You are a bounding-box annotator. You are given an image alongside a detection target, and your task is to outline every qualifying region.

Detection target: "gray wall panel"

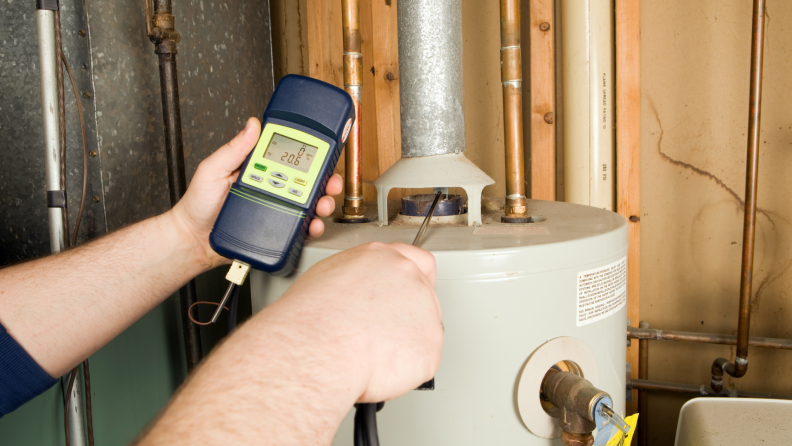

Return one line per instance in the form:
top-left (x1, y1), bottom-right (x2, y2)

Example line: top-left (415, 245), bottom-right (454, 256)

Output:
top-left (0, 0), bottom-right (272, 443)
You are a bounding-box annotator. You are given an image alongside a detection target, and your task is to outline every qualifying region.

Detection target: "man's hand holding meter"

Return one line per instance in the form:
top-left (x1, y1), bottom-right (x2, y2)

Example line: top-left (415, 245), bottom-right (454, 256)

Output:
top-left (171, 117), bottom-right (340, 270)
top-left (0, 116), bottom-right (443, 443)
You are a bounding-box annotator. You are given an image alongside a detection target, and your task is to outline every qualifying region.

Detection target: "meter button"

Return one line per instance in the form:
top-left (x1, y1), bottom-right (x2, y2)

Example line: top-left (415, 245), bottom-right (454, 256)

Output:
top-left (249, 173), bottom-right (264, 183)
top-left (294, 178), bottom-right (308, 186)
top-left (271, 172), bottom-right (288, 181)
top-left (254, 163), bottom-right (268, 172)
top-left (288, 188), bottom-right (303, 197)
top-left (268, 179), bottom-right (286, 188)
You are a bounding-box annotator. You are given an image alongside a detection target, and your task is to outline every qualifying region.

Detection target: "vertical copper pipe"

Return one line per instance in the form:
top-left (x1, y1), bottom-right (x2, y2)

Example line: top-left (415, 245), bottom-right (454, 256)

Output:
top-left (340, 0), bottom-right (366, 222)
top-left (711, 0), bottom-right (765, 393)
top-left (500, 0), bottom-right (529, 222)
top-left (638, 321), bottom-right (649, 446)
top-left (147, 0), bottom-right (203, 371)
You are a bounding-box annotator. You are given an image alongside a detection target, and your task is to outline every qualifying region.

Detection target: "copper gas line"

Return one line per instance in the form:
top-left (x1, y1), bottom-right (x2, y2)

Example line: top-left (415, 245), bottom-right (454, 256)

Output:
top-left (629, 326), bottom-right (792, 350)
top-left (500, 0), bottom-right (529, 223)
top-left (340, 0), bottom-right (366, 223)
top-left (711, 0), bottom-right (766, 394)
top-left (631, 379), bottom-right (792, 400)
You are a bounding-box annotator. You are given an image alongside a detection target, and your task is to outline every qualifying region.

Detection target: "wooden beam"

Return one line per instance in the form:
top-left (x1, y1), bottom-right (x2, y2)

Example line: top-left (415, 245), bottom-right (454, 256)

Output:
top-left (615, 0), bottom-right (641, 413)
top-left (528, 0), bottom-right (556, 200)
top-left (306, 0), bottom-right (343, 86)
top-left (306, 0), bottom-right (345, 204)
top-left (358, 0), bottom-right (382, 200)
top-left (368, 0), bottom-right (401, 177)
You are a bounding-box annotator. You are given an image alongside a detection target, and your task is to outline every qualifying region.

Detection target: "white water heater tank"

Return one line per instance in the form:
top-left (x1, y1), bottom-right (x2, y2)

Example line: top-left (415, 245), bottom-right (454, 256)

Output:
top-left (250, 199), bottom-right (628, 445)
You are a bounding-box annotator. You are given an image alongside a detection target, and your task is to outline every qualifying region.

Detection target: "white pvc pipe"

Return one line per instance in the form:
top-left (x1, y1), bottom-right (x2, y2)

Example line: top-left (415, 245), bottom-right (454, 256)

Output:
top-left (561, 0), bottom-right (615, 210)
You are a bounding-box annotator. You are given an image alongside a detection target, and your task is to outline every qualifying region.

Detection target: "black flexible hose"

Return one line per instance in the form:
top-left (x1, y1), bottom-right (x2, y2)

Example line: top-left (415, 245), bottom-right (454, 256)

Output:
top-left (354, 403), bottom-right (382, 446)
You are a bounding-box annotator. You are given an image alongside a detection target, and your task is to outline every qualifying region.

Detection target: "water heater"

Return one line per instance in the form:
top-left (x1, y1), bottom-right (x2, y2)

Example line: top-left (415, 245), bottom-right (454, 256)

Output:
top-left (250, 199), bottom-right (628, 444)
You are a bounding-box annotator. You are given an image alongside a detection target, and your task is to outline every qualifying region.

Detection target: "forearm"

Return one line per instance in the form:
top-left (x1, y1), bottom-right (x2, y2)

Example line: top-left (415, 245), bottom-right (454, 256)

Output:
top-left (137, 306), bottom-right (363, 445)
top-left (0, 210), bottom-right (211, 377)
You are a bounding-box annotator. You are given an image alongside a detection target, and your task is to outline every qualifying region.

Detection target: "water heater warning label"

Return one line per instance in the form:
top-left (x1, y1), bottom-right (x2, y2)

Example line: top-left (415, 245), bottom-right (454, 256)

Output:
top-left (576, 257), bottom-right (627, 326)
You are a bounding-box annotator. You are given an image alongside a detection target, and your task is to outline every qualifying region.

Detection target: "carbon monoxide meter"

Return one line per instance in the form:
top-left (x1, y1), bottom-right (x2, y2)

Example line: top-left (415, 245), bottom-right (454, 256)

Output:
top-left (209, 75), bottom-right (354, 276)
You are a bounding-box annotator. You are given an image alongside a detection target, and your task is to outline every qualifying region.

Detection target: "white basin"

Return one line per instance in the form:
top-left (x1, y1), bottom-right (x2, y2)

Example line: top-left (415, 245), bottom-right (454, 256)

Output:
top-left (675, 398), bottom-right (792, 445)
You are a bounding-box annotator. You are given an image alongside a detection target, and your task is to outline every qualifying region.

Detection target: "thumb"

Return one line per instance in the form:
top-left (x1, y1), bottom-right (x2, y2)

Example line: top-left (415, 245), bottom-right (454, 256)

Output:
top-left (203, 117), bottom-right (262, 174)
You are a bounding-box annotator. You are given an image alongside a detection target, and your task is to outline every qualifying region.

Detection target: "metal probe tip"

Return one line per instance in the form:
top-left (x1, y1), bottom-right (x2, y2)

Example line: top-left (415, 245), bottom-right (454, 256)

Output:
top-left (210, 281), bottom-right (236, 324)
top-left (412, 191), bottom-right (443, 247)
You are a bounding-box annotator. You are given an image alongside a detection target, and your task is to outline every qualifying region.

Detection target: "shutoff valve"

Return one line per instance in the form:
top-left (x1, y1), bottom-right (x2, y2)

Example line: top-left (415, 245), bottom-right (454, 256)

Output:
top-left (540, 369), bottom-right (630, 446)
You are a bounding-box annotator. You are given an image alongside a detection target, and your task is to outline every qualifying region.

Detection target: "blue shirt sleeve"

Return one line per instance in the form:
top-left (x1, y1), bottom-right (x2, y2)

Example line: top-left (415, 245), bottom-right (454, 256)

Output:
top-left (0, 322), bottom-right (58, 417)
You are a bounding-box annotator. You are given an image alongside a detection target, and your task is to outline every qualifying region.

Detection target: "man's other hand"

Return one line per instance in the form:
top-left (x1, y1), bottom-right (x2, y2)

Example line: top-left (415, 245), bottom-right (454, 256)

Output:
top-left (137, 242), bottom-right (443, 445)
top-left (260, 242), bottom-right (443, 403)
top-left (169, 117), bottom-right (343, 269)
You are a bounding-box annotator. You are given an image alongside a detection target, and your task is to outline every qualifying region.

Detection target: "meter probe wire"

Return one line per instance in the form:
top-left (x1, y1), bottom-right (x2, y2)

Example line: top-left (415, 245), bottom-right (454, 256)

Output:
top-left (186, 280), bottom-right (241, 328)
top-left (354, 191), bottom-right (444, 446)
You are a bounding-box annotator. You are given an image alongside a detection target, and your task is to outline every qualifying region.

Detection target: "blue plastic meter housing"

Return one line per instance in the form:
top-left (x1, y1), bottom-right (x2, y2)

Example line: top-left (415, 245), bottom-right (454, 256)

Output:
top-left (209, 75), bottom-right (354, 276)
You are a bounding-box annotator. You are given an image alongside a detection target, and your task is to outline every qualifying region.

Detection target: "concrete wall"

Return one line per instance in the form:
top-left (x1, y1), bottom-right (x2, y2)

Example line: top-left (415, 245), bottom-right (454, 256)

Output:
top-left (641, 1), bottom-right (792, 444)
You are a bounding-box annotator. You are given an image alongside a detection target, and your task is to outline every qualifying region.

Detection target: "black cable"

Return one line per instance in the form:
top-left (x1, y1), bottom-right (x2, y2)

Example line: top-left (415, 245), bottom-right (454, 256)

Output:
top-left (353, 404), bottom-right (365, 446)
top-left (63, 367), bottom-right (78, 446)
top-left (227, 284), bottom-right (240, 333)
top-left (353, 403), bottom-right (383, 446)
top-left (82, 360), bottom-right (94, 446)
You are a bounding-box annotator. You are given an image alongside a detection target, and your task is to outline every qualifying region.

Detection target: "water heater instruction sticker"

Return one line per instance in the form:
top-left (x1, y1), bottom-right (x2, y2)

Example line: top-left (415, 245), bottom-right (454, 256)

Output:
top-left (576, 257), bottom-right (627, 326)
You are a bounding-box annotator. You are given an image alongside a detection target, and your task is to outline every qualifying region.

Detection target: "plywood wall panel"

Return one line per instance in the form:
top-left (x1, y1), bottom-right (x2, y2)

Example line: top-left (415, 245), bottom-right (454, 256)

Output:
top-left (641, 1), bottom-right (792, 444)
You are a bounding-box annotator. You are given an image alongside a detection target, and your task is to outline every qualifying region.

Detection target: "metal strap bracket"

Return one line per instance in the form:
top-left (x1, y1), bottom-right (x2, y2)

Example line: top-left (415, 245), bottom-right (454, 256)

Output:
top-left (36, 0), bottom-right (59, 11)
top-left (47, 190), bottom-right (67, 208)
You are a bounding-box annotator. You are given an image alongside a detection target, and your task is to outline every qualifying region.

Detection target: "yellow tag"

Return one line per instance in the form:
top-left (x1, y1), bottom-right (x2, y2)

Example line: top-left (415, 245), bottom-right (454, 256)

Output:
top-left (606, 414), bottom-right (639, 446)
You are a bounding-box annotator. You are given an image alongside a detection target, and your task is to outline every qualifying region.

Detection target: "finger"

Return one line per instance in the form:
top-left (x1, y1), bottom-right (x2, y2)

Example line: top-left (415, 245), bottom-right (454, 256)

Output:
top-left (315, 196), bottom-right (336, 218)
top-left (308, 219), bottom-right (325, 239)
top-left (202, 117), bottom-right (261, 175)
top-left (325, 174), bottom-right (343, 197)
top-left (386, 243), bottom-right (437, 286)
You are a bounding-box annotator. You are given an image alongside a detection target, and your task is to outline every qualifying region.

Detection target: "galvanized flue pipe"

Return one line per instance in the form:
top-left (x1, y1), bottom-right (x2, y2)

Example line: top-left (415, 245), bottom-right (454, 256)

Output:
top-left (397, 0), bottom-right (466, 158)
top-left (628, 326), bottom-right (792, 350)
top-left (499, 0), bottom-right (529, 223)
top-left (146, 0), bottom-right (203, 371)
top-left (711, 0), bottom-right (766, 394)
top-left (340, 0), bottom-right (366, 223)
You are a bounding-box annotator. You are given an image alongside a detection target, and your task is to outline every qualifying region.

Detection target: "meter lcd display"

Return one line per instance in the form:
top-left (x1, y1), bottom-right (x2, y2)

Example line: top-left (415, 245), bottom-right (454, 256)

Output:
top-left (264, 133), bottom-right (319, 174)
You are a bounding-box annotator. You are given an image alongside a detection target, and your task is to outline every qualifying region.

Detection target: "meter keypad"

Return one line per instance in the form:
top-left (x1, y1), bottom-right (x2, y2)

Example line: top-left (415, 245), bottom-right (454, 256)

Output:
top-left (288, 188), bottom-right (303, 197)
top-left (271, 172), bottom-right (288, 181)
top-left (268, 179), bottom-right (286, 188)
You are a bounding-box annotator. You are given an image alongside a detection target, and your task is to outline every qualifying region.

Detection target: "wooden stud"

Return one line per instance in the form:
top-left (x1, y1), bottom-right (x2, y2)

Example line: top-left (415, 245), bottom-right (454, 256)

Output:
top-left (528, 0), bottom-right (556, 200)
top-left (358, 0), bottom-right (381, 201)
top-left (369, 0), bottom-right (401, 177)
top-left (306, 0), bottom-right (343, 87)
top-left (615, 0), bottom-right (641, 413)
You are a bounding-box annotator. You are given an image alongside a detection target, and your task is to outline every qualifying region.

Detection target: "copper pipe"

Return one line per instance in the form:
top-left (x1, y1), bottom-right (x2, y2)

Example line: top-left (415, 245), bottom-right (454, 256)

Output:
top-left (632, 379), bottom-right (792, 400)
top-left (146, 0), bottom-right (203, 371)
top-left (500, 0), bottom-right (528, 222)
top-left (637, 322), bottom-right (648, 446)
top-left (711, 0), bottom-right (766, 393)
top-left (628, 327), bottom-right (792, 350)
top-left (340, 0), bottom-right (366, 222)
